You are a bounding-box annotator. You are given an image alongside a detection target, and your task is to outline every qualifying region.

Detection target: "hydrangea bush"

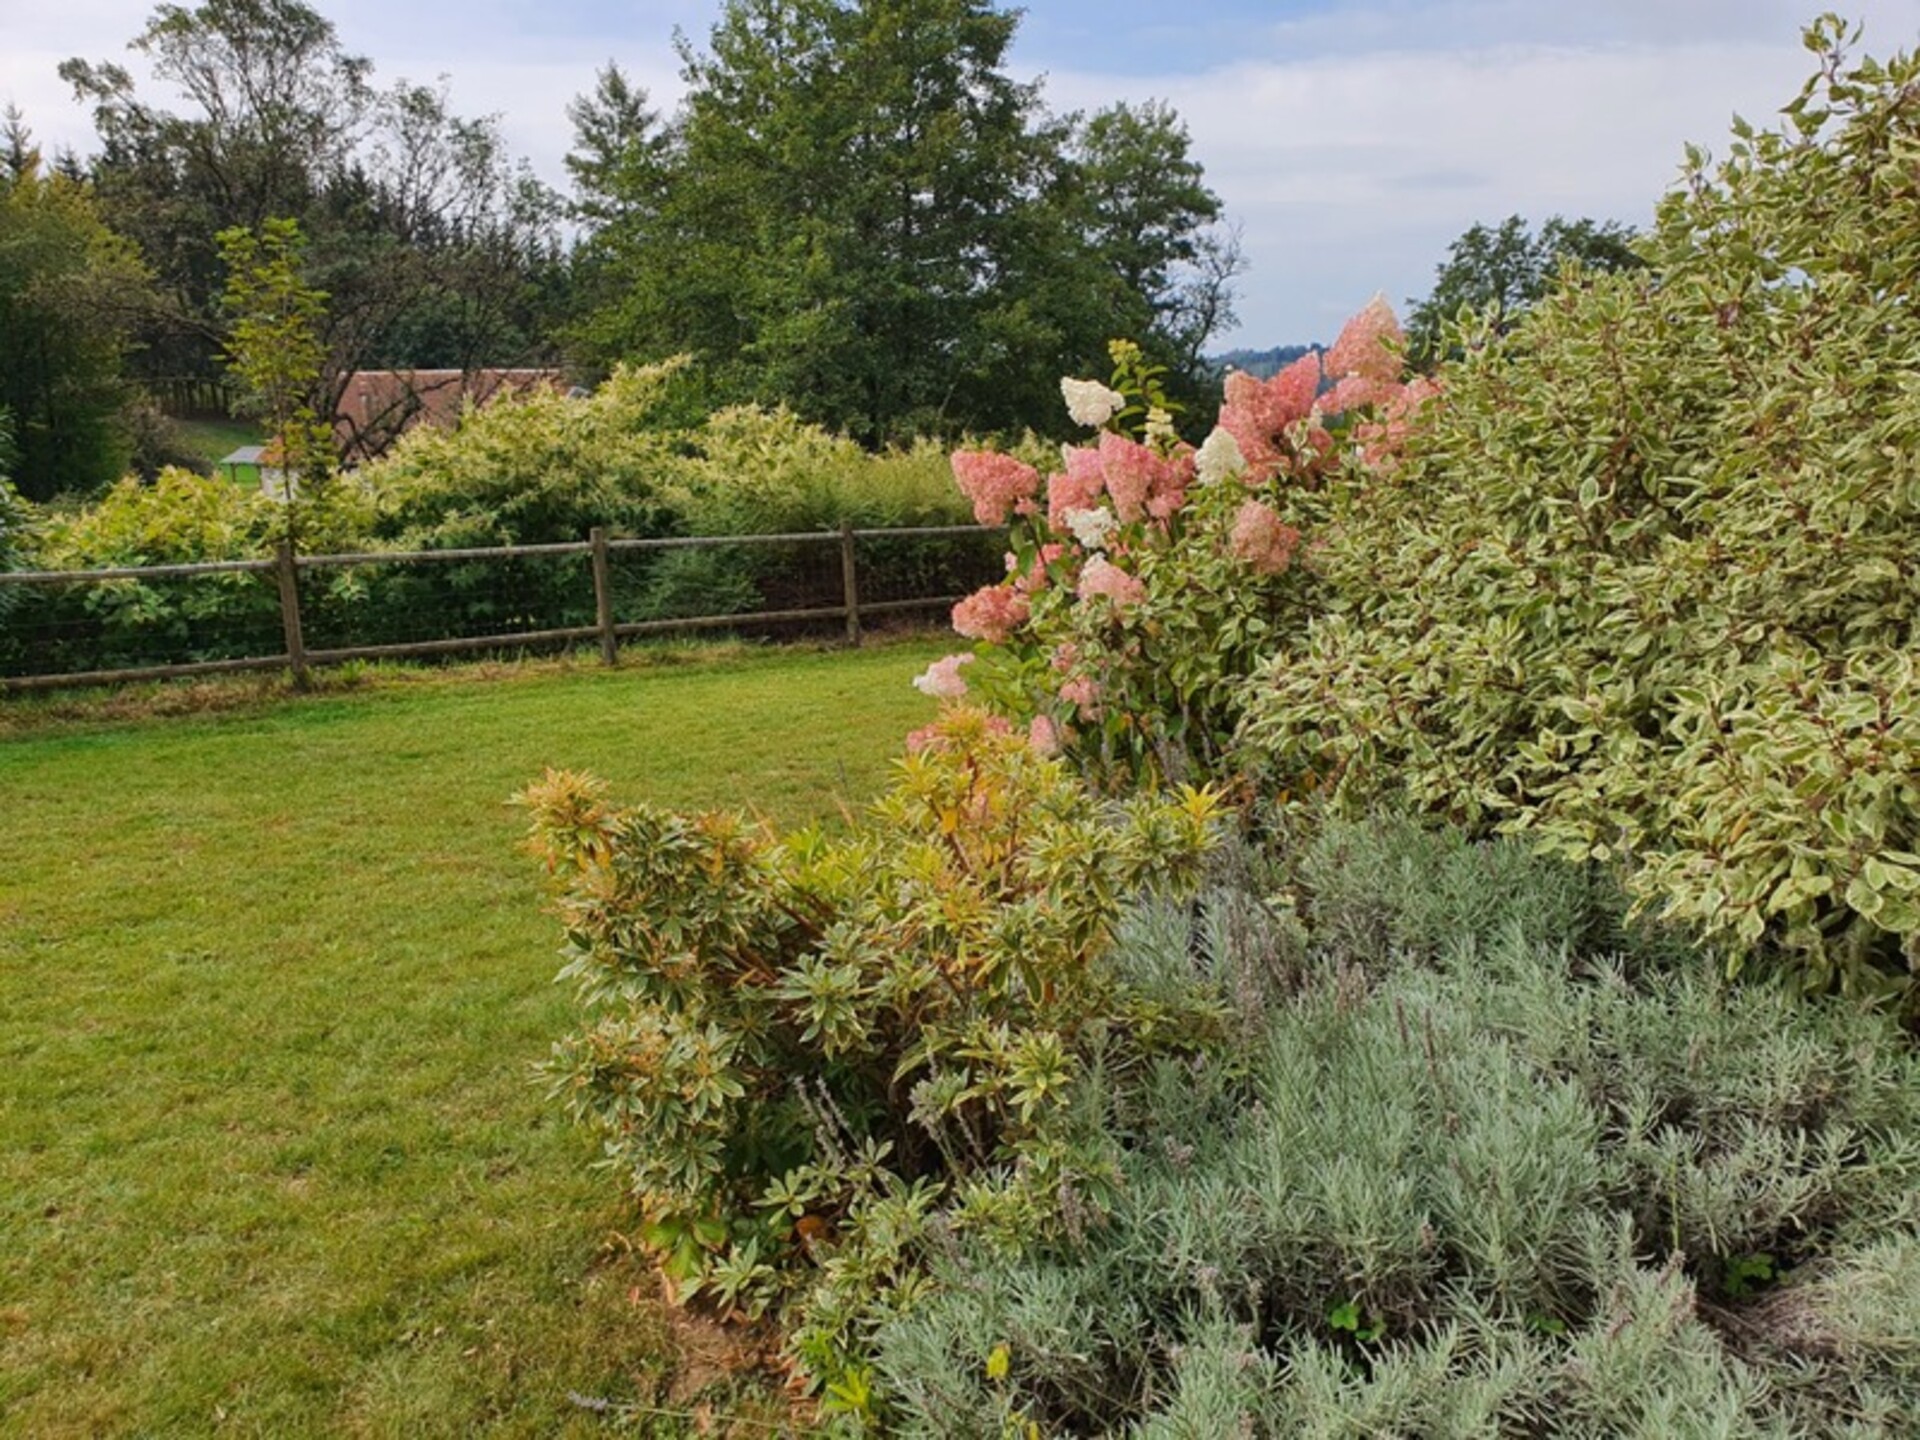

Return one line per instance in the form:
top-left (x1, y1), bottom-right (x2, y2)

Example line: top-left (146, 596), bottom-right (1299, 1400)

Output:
top-left (926, 310), bottom-right (1434, 791)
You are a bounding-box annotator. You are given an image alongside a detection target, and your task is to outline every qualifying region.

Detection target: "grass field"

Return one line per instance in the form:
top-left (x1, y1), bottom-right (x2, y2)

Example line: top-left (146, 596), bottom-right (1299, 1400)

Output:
top-left (0, 639), bottom-right (946, 1436)
top-left (172, 417), bottom-right (265, 474)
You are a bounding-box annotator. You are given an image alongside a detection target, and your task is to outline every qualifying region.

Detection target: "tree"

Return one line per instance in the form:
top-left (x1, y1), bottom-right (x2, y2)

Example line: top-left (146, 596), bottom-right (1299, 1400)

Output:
top-left (664, 0), bottom-right (1052, 442)
top-left (564, 64), bottom-right (669, 231)
top-left (564, 0), bottom-right (1237, 441)
top-left (1406, 213), bottom-right (1644, 366)
top-left (217, 217), bottom-right (332, 505)
top-left (3, 105), bottom-right (38, 186)
top-left (59, 0), bottom-right (370, 347)
top-left (0, 137), bottom-right (155, 499)
top-left (561, 64), bottom-right (673, 381)
top-left (1065, 101), bottom-right (1241, 383)
top-left (0, 409), bottom-right (31, 598)
top-left (62, 0), bottom-right (563, 444)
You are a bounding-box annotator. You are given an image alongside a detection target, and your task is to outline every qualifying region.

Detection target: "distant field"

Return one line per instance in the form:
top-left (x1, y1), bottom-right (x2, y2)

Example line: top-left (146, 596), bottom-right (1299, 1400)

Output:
top-left (0, 639), bottom-right (946, 1436)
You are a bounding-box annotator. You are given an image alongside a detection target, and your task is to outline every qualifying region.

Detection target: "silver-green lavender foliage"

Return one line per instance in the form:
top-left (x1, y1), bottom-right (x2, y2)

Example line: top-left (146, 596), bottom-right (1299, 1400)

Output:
top-left (869, 822), bottom-right (1920, 1436)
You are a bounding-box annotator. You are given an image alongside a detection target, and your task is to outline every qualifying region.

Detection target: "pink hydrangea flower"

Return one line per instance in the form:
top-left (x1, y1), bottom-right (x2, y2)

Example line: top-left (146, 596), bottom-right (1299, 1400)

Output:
top-left (1058, 675), bottom-right (1102, 716)
top-left (1230, 500), bottom-right (1301, 576)
top-left (1145, 475), bottom-right (1191, 522)
top-left (1077, 555), bottom-right (1147, 609)
top-left (951, 450), bottom-right (1041, 526)
top-left (911, 652), bottom-right (975, 699)
top-left (1355, 375), bottom-right (1441, 467)
top-left (1219, 352), bottom-right (1321, 483)
top-left (1005, 543), bottom-right (1065, 594)
top-left (1325, 294), bottom-right (1405, 386)
top-left (1098, 432), bottom-right (1170, 523)
top-left (952, 583), bottom-right (1030, 642)
top-left (1050, 641), bottom-right (1079, 674)
top-left (1027, 714), bottom-right (1063, 757)
top-left (1149, 448), bottom-right (1195, 521)
top-left (1269, 351), bottom-right (1325, 424)
top-left (1047, 448), bottom-right (1107, 534)
top-left (1314, 372), bottom-right (1402, 417)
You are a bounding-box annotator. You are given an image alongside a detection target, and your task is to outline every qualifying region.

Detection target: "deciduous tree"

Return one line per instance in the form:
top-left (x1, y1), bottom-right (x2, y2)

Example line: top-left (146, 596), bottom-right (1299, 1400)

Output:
top-left (62, 0), bottom-right (564, 440)
top-left (1406, 213), bottom-right (1643, 366)
top-left (0, 136), bottom-right (154, 498)
top-left (564, 0), bottom-right (1237, 441)
top-left (217, 217), bottom-right (332, 501)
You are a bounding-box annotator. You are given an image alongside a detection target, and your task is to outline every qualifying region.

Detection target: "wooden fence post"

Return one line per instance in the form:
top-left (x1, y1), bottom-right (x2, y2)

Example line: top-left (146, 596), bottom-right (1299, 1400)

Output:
top-left (839, 522), bottom-right (862, 647)
top-left (590, 526), bottom-right (618, 667)
top-left (275, 540), bottom-right (309, 689)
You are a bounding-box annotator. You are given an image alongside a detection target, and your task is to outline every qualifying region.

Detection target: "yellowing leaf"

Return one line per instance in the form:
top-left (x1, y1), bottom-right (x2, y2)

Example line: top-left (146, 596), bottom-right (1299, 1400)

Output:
top-left (986, 1343), bottom-right (1011, 1381)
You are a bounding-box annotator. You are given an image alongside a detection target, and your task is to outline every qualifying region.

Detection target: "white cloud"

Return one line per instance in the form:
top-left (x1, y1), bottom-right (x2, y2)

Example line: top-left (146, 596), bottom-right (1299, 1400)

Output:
top-left (1044, 20), bottom-right (1912, 340)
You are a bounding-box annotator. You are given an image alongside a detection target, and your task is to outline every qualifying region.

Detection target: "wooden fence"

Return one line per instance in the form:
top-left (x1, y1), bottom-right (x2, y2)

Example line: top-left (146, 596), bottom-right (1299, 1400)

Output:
top-left (0, 523), bottom-right (994, 692)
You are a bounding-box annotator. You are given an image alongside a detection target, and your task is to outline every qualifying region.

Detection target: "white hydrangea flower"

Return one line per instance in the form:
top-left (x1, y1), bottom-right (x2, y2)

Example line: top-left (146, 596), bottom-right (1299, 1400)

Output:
top-left (1144, 406), bottom-right (1178, 444)
top-left (1060, 376), bottom-right (1126, 429)
top-left (911, 653), bottom-right (974, 699)
top-left (1195, 427), bottom-right (1246, 486)
top-left (1065, 506), bottom-right (1119, 551)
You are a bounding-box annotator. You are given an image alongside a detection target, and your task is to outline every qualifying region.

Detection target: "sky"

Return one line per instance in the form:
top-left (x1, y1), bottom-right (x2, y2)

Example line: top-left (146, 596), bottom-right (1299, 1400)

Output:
top-left (6, 0), bottom-right (1920, 345)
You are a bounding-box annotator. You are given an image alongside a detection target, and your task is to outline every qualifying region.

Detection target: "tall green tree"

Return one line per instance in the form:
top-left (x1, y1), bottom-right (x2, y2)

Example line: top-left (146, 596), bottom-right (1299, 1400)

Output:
top-left (564, 64), bottom-right (669, 231)
top-left (1066, 101), bottom-right (1239, 377)
top-left (673, 0), bottom-right (1050, 441)
top-left (60, 0), bottom-right (368, 370)
top-left (62, 0), bottom-right (564, 446)
top-left (3, 105), bottom-right (39, 186)
top-left (562, 64), bottom-right (673, 381)
top-left (0, 139), bottom-right (155, 499)
top-left (1407, 213), bottom-right (1644, 366)
top-left (0, 408), bottom-right (32, 599)
top-left (566, 0), bottom-right (1237, 442)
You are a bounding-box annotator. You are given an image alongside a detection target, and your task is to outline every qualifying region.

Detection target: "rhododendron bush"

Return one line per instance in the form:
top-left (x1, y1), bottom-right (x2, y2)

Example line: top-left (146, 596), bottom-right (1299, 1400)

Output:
top-left (931, 312), bottom-right (1433, 789)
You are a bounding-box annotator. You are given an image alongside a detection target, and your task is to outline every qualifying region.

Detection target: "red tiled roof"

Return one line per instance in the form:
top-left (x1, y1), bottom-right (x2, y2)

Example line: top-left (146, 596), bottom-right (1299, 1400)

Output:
top-left (334, 369), bottom-right (566, 463)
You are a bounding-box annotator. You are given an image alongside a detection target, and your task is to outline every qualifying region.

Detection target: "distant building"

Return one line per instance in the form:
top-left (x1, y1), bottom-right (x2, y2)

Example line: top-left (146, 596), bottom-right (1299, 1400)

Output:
top-left (215, 442), bottom-right (294, 501)
top-left (333, 368), bottom-right (566, 465)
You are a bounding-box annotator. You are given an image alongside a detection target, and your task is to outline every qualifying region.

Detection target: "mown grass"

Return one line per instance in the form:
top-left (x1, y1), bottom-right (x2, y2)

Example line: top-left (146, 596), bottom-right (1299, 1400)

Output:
top-left (0, 637), bottom-right (947, 1436)
top-left (172, 417), bottom-right (265, 473)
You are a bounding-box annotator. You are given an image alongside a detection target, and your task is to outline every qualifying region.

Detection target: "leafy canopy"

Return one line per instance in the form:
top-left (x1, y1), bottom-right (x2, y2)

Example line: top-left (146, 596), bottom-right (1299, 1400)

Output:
top-left (563, 0), bottom-right (1236, 443)
top-left (61, 0), bottom-right (562, 428)
top-left (1405, 213), bottom-right (1644, 367)
top-left (217, 216), bottom-right (333, 509)
top-left (0, 139), bottom-right (154, 499)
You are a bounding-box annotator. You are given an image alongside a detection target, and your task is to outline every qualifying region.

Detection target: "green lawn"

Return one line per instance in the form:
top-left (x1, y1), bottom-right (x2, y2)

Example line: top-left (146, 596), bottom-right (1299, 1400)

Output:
top-left (0, 640), bottom-right (946, 1436)
top-left (173, 417), bottom-right (265, 473)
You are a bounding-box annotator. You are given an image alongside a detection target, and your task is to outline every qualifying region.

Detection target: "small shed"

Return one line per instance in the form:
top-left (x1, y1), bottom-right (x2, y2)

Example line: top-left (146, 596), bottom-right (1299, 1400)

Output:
top-left (216, 444), bottom-right (266, 483)
top-left (216, 444), bottom-right (293, 501)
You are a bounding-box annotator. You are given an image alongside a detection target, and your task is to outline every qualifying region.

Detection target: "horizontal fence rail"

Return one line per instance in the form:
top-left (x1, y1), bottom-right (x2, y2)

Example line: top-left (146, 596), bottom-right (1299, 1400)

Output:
top-left (0, 523), bottom-right (1000, 692)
